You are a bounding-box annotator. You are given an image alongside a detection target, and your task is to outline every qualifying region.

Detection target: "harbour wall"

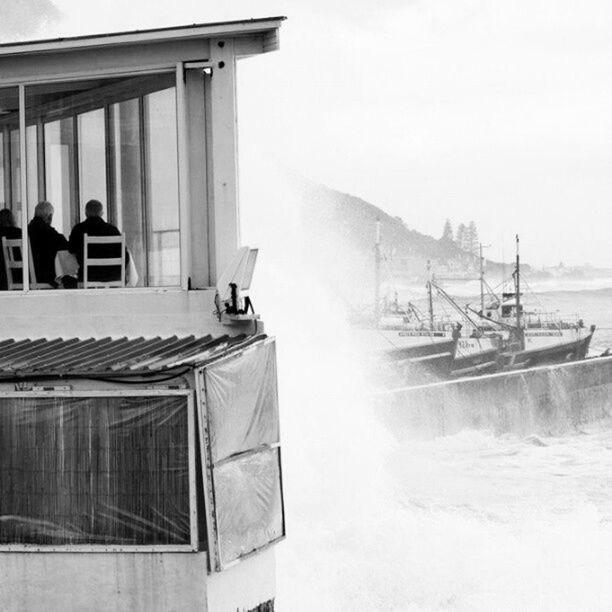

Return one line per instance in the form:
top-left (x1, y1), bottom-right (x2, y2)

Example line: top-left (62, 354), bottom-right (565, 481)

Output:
top-left (378, 356), bottom-right (612, 438)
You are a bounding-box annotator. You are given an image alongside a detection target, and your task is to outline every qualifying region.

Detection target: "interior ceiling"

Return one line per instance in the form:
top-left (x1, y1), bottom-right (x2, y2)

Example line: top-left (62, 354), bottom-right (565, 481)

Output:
top-left (0, 77), bottom-right (129, 114)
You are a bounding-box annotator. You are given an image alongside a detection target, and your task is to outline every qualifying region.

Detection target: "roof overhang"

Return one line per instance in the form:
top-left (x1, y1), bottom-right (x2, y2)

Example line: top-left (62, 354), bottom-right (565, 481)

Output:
top-left (0, 17), bottom-right (286, 57)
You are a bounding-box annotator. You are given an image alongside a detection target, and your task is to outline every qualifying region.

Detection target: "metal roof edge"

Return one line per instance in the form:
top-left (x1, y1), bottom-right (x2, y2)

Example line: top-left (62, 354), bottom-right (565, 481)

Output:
top-left (0, 16), bottom-right (287, 57)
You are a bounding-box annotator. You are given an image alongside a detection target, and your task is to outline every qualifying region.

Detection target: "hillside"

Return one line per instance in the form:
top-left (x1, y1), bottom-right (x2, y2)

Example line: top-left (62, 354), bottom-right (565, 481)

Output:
top-left (291, 175), bottom-right (511, 297)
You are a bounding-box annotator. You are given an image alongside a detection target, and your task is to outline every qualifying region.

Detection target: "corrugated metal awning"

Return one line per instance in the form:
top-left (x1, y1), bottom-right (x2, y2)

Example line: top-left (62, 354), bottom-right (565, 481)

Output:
top-left (0, 333), bottom-right (260, 379)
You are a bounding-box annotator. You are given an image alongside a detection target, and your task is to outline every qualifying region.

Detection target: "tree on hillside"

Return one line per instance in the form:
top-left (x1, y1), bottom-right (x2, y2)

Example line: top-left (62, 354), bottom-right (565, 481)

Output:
top-left (465, 221), bottom-right (479, 255)
top-left (456, 223), bottom-right (466, 250)
top-left (441, 219), bottom-right (453, 243)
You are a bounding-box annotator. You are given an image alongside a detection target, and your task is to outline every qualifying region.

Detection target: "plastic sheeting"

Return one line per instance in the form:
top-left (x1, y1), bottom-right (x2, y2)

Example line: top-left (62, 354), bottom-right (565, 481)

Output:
top-left (202, 340), bottom-right (284, 569)
top-left (0, 395), bottom-right (191, 546)
top-left (205, 340), bottom-right (279, 463)
top-left (214, 448), bottom-right (283, 567)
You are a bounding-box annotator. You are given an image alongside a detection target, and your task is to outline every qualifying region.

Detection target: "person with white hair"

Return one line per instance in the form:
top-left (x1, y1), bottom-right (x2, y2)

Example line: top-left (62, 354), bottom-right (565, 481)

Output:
top-left (28, 201), bottom-right (68, 286)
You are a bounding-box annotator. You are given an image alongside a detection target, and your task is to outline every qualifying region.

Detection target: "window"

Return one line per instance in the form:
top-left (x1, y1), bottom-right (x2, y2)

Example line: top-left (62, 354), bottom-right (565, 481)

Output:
top-left (144, 88), bottom-right (180, 286)
top-left (199, 340), bottom-right (285, 570)
top-left (78, 108), bottom-right (107, 219)
top-left (11, 73), bottom-right (182, 290)
top-left (0, 131), bottom-right (4, 205)
top-left (0, 391), bottom-right (196, 549)
top-left (9, 129), bottom-right (20, 215)
top-left (44, 118), bottom-right (75, 236)
top-left (109, 98), bottom-right (145, 280)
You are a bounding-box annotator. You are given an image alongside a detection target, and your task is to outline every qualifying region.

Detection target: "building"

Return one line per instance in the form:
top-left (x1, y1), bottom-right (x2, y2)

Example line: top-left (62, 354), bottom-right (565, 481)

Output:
top-left (0, 16), bottom-right (285, 611)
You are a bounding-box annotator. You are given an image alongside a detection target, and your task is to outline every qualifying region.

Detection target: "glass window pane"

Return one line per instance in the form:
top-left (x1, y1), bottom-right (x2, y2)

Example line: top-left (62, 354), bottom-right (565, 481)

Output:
top-left (0, 87), bottom-right (24, 291)
top-left (10, 129), bottom-right (20, 215)
top-left (144, 88), bottom-right (180, 287)
top-left (109, 99), bottom-right (145, 285)
top-left (0, 131), bottom-right (4, 206)
top-left (77, 108), bottom-right (106, 219)
top-left (44, 118), bottom-right (75, 237)
top-left (24, 75), bottom-right (180, 290)
top-left (26, 124), bottom-right (38, 217)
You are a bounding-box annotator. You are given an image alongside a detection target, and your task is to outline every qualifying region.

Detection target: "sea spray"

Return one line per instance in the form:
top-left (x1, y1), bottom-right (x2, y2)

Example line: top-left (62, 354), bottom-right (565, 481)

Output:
top-left (240, 160), bottom-right (612, 610)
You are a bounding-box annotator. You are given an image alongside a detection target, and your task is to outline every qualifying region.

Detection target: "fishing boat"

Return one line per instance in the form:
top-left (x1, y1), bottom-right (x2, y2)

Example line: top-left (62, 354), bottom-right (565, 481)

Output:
top-left (367, 222), bottom-right (501, 381)
top-left (472, 236), bottom-right (595, 370)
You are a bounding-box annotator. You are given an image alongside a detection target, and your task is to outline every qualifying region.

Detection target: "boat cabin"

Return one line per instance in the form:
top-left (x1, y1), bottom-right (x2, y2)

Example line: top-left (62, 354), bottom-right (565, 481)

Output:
top-left (0, 17), bottom-right (285, 612)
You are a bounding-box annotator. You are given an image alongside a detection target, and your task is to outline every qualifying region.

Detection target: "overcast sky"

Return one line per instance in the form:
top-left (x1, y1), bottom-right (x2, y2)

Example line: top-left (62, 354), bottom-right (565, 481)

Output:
top-left (3, 0), bottom-right (612, 266)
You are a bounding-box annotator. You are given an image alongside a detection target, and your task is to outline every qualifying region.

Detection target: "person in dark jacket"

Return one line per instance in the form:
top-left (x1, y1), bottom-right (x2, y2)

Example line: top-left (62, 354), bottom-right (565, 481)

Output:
top-left (69, 199), bottom-right (128, 282)
top-left (28, 201), bottom-right (68, 286)
top-left (0, 208), bottom-right (22, 289)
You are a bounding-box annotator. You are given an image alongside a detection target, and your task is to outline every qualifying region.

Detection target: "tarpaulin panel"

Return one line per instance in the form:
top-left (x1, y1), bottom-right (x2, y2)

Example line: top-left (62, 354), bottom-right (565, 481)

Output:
top-left (214, 448), bottom-right (283, 567)
top-left (205, 340), bottom-right (279, 463)
top-left (0, 395), bottom-right (190, 546)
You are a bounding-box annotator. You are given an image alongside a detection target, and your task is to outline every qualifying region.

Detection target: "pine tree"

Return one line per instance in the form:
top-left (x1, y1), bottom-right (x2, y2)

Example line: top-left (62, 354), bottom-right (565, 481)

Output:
top-left (466, 220), bottom-right (478, 255)
top-left (441, 219), bottom-right (453, 243)
top-left (456, 223), bottom-right (466, 250)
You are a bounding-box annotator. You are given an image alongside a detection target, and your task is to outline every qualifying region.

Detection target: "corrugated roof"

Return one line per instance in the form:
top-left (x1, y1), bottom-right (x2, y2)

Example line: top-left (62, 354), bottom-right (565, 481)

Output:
top-left (0, 334), bottom-right (259, 379)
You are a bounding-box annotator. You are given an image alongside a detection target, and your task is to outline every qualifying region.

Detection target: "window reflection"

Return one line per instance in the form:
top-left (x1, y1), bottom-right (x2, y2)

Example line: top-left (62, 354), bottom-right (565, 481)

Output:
top-left (144, 88), bottom-right (180, 287)
top-left (26, 124), bottom-right (38, 219)
top-left (77, 109), bottom-right (106, 219)
top-left (0, 87), bottom-right (23, 291)
top-left (44, 119), bottom-right (75, 237)
top-left (109, 99), bottom-right (145, 285)
top-left (9, 129), bottom-right (20, 217)
top-left (5, 74), bottom-right (183, 290)
top-left (0, 132), bottom-right (4, 206)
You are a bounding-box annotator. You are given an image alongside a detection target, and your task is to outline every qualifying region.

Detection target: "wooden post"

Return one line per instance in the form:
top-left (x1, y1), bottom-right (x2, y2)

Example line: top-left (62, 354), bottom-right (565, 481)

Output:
top-left (18, 85), bottom-right (29, 291)
top-left (207, 39), bottom-right (239, 285)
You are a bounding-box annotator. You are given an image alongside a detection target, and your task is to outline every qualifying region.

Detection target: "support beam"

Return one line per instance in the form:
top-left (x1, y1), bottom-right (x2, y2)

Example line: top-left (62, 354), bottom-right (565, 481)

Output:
top-left (206, 38), bottom-right (239, 285)
top-left (185, 68), bottom-right (209, 288)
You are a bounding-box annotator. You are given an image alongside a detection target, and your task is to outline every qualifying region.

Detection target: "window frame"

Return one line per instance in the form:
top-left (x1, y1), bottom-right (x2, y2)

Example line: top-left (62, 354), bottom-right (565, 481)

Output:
top-left (0, 388), bottom-right (199, 553)
top-left (196, 339), bottom-right (286, 573)
top-left (0, 64), bottom-right (192, 292)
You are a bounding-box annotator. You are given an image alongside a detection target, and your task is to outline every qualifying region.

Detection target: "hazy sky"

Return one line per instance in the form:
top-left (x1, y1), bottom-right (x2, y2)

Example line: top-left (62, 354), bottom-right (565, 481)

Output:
top-left (3, 0), bottom-right (612, 266)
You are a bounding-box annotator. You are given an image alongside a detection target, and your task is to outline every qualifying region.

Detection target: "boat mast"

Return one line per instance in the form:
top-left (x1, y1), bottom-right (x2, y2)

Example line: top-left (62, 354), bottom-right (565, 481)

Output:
top-left (374, 218), bottom-right (381, 323)
top-left (479, 242), bottom-right (485, 314)
top-left (514, 234), bottom-right (524, 350)
top-left (427, 259), bottom-right (434, 330)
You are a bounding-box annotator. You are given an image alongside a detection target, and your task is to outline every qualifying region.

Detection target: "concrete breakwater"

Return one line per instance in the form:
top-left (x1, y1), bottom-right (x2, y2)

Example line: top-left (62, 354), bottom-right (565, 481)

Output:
top-left (377, 356), bottom-right (612, 438)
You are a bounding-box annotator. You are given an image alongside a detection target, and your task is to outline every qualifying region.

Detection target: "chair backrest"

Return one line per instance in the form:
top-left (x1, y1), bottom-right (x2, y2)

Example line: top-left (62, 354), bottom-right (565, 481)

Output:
top-left (1, 237), bottom-right (54, 290)
top-left (1, 237), bottom-right (23, 290)
top-left (83, 234), bottom-right (126, 289)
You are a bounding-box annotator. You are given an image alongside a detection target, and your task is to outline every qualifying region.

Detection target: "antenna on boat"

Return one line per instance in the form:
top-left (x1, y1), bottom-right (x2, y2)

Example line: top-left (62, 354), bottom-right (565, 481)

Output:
top-left (514, 234), bottom-right (525, 350)
top-left (479, 243), bottom-right (485, 314)
top-left (427, 259), bottom-right (434, 330)
top-left (374, 218), bottom-right (381, 324)
top-left (479, 242), bottom-right (491, 315)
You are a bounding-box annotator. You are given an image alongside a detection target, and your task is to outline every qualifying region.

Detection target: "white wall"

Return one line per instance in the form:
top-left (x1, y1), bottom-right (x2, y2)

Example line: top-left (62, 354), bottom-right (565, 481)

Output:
top-left (0, 289), bottom-right (259, 339)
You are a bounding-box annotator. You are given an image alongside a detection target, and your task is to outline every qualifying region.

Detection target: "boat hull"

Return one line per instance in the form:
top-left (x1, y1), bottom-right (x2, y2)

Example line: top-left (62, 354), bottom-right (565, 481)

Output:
top-left (383, 337), bottom-right (457, 381)
top-left (501, 329), bottom-right (594, 370)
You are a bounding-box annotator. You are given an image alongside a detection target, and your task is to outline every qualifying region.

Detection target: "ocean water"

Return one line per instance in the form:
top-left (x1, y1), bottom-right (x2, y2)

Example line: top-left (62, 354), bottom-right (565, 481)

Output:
top-left (266, 288), bottom-right (612, 611)
top-left (240, 165), bottom-right (612, 611)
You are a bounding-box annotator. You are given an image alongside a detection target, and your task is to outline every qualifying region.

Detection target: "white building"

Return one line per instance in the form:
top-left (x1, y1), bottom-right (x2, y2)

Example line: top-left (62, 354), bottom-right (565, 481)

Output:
top-left (0, 17), bottom-right (285, 612)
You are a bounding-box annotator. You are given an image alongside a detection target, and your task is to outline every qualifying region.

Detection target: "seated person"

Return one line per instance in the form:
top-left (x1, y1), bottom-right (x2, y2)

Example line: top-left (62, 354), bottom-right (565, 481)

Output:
top-left (69, 199), bottom-right (128, 283)
top-left (28, 201), bottom-right (68, 286)
top-left (0, 208), bottom-right (22, 289)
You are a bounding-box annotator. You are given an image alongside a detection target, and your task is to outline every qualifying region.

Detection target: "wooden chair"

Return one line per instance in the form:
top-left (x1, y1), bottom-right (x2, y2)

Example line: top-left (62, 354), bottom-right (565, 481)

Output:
top-left (1, 237), bottom-right (53, 290)
top-left (83, 234), bottom-right (126, 289)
